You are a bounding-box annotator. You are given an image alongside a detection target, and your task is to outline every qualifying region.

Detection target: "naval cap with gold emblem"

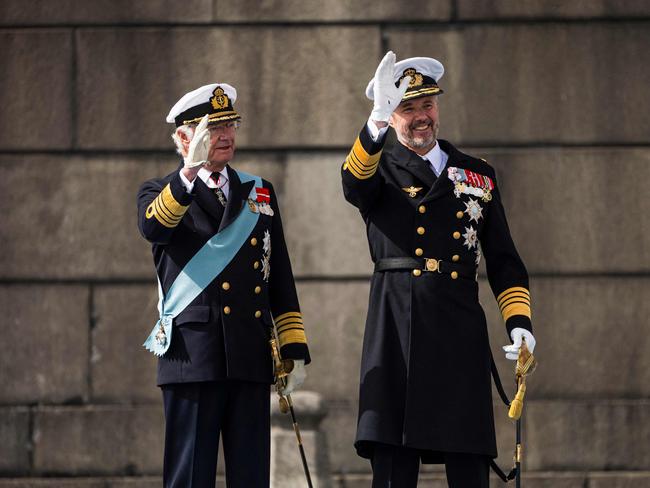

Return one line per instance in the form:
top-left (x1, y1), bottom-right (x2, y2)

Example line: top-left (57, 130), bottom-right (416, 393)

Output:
top-left (366, 57), bottom-right (445, 102)
top-left (166, 83), bottom-right (241, 127)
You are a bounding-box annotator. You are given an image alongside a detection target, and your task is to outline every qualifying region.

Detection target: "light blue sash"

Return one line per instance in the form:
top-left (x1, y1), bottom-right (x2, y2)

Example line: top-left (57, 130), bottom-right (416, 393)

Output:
top-left (143, 170), bottom-right (262, 356)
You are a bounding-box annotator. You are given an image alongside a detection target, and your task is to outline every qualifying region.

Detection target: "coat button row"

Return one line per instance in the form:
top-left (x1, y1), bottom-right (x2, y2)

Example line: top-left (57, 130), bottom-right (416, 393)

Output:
top-left (222, 282), bottom-right (230, 290)
top-left (452, 255), bottom-right (460, 262)
top-left (254, 261), bottom-right (260, 269)
top-left (453, 231), bottom-right (461, 239)
top-left (415, 248), bottom-right (423, 256)
top-left (456, 211), bottom-right (464, 219)
top-left (417, 227), bottom-right (425, 235)
top-left (251, 237), bottom-right (258, 246)
top-left (418, 205), bottom-right (426, 214)
top-left (413, 269), bottom-right (422, 277)
top-left (255, 310), bottom-right (262, 318)
top-left (255, 286), bottom-right (262, 294)
top-left (223, 306), bottom-right (231, 315)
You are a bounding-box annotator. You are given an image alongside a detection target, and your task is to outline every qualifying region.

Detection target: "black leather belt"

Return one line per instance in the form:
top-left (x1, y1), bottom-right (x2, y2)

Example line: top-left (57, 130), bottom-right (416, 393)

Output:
top-left (374, 257), bottom-right (475, 280)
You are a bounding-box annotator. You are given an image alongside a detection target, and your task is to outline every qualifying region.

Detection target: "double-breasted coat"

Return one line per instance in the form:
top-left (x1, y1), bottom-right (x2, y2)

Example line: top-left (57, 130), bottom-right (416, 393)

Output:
top-left (341, 126), bottom-right (532, 462)
top-left (137, 165), bottom-right (310, 386)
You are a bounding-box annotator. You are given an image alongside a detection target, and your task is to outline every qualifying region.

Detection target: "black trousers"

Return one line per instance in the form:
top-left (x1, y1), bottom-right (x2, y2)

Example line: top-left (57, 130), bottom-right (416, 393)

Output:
top-left (161, 380), bottom-right (270, 488)
top-left (371, 444), bottom-right (490, 488)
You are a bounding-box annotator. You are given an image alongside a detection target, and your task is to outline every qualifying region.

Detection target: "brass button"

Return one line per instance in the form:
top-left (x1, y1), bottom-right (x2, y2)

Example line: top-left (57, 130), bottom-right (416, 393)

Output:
top-left (452, 255), bottom-right (460, 262)
top-left (254, 310), bottom-right (262, 318)
top-left (254, 261), bottom-right (260, 269)
top-left (456, 211), bottom-right (464, 219)
top-left (417, 226), bottom-right (425, 235)
top-left (451, 271), bottom-right (459, 280)
top-left (418, 205), bottom-right (426, 214)
top-left (415, 248), bottom-right (424, 257)
top-left (412, 269), bottom-right (422, 277)
top-left (223, 306), bottom-right (231, 315)
top-left (250, 237), bottom-right (258, 246)
top-left (254, 286), bottom-right (262, 294)
top-left (453, 231), bottom-right (461, 239)
top-left (222, 282), bottom-right (230, 291)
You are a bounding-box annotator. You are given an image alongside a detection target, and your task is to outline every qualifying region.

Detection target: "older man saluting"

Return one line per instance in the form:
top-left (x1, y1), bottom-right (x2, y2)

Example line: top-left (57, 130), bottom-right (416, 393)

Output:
top-left (138, 83), bottom-right (310, 488)
top-left (341, 52), bottom-right (537, 487)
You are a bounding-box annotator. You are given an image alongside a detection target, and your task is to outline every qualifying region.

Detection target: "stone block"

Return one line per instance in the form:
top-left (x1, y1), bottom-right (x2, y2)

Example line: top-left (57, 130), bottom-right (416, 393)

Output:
top-left (319, 401), bottom-right (368, 474)
top-left (0, 30), bottom-right (72, 150)
top-left (589, 472), bottom-right (650, 487)
top-left (0, 407), bottom-right (30, 473)
top-left (271, 391), bottom-right (331, 487)
top-left (0, 1), bottom-right (211, 24)
top-left (481, 147), bottom-right (650, 274)
top-left (77, 27), bottom-right (379, 150)
top-left (91, 286), bottom-right (160, 403)
top-left (0, 481), bottom-right (104, 488)
top-left (33, 405), bottom-right (164, 475)
top-left (457, 0), bottom-right (650, 19)
top-left (0, 285), bottom-right (89, 404)
top-left (295, 282), bottom-right (369, 401)
top-left (387, 23), bottom-right (650, 145)
top-left (214, 0), bottom-right (451, 21)
top-left (0, 153), bottom-right (284, 280)
top-left (482, 277), bottom-right (650, 398)
top-left (0, 154), bottom-right (175, 279)
top-left (525, 400), bottom-right (650, 470)
top-left (0, 479), bottom-right (162, 488)
top-left (283, 153), bottom-right (373, 277)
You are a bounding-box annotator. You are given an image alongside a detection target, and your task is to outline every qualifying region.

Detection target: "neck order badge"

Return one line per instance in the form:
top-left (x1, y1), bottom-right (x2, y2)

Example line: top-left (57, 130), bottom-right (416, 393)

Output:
top-left (143, 170), bottom-right (262, 356)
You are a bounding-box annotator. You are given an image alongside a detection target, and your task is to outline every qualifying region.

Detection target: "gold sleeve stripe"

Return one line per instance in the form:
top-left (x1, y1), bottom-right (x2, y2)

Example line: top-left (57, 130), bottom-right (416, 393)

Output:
top-left (278, 323), bottom-right (304, 334)
top-left (154, 198), bottom-right (181, 225)
top-left (499, 296), bottom-right (530, 313)
top-left (343, 137), bottom-right (382, 180)
top-left (160, 184), bottom-right (189, 217)
top-left (502, 302), bottom-right (532, 321)
top-left (497, 286), bottom-right (530, 303)
top-left (145, 184), bottom-right (189, 228)
top-left (147, 199), bottom-right (177, 228)
top-left (278, 329), bottom-right (308, 347)
top-left (274, 311), bottom-right (303, 324)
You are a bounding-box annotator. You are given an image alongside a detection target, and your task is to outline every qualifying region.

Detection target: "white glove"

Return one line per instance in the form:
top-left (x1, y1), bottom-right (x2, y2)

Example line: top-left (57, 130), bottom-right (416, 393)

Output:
top-left (280, 359), bottom-right (306, 396)
top-left (503, 328), bottom-right (536, 360)
top-left (183, 114), bottom-right (210, 168)
top-left (370, 51), bottom-right (411, 123)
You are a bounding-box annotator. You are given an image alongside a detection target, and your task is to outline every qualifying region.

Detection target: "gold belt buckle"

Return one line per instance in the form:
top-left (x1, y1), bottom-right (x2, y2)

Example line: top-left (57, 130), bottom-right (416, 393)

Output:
top-left (425, 258), bottom-right (440, 272)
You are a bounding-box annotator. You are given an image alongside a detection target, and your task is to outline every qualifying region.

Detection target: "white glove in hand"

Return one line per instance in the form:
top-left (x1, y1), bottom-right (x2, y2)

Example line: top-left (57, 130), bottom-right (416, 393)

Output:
top-left (281, 359), bottom-right (306, 396)
top-left (183, 114), bottom-right (210, 168)
top-left (503, 328), bottom-right (536, 360)
top-left (370, 51), bottom-right (411, 123)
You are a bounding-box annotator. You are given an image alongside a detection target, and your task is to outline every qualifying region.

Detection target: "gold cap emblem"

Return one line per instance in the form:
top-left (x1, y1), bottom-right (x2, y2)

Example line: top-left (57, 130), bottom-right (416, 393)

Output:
top-left (400, 68), bottom-right (424, 88)
top-left (211, 87), bottom-right (230, 110)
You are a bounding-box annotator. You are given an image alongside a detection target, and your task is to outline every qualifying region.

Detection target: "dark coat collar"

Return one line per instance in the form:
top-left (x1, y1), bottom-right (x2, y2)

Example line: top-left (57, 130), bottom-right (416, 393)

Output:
top-left (218, 165), bottom-right (255, 232)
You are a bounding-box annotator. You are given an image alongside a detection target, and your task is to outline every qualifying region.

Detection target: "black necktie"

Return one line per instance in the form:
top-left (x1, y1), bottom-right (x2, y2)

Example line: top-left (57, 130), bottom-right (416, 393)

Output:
top-left (210, 173), bottom-right (227, 207)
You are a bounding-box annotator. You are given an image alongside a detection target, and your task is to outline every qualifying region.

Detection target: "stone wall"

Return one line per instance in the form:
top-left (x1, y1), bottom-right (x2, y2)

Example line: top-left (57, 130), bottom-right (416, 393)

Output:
top-left (1, 1), bottom-right (649, 486)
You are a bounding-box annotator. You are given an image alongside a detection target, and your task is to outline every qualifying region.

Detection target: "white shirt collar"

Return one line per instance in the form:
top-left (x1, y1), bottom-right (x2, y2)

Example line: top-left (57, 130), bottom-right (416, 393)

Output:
top-left (419, 141), bottom-right (448, 177)
top-left (198, 166), bottom-right (228, 186)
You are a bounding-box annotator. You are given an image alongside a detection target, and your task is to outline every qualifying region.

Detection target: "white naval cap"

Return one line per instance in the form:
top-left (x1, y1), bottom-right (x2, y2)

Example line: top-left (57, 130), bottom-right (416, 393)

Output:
top-left (166, 83), bottom-right (241, 127)
top-left (365, 56), bottom-right (445, 101)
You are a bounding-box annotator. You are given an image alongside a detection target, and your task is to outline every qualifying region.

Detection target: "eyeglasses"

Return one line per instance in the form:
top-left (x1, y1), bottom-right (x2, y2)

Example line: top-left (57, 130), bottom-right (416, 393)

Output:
top-left (206, 120), bottom-right (241, 133)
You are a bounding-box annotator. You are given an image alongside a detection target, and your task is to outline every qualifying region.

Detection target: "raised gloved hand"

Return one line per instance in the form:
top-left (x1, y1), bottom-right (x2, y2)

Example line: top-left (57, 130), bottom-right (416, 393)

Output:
top-left (280, 359), bottom-right (306, 396)
top-left (503, 328), bottom-right (536, 360)
top-left (183, 114), bottom-right (210, 168)
top-left (370, 51), bottom-right (411, 123)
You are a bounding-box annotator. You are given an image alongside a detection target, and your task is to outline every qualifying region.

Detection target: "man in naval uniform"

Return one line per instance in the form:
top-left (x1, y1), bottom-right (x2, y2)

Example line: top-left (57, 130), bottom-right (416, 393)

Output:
top-left (137, 83), bottom-right (310, 488)
top-left (341, 52), bottom-right (537, 487)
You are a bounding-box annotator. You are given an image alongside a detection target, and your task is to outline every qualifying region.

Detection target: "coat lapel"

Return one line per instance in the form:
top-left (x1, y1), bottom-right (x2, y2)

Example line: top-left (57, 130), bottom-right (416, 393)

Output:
top-left (193, 177), bottom-right (226, 223)
top-left (420, 140), bottom-right (463, 204)
top-left (389, 143), bottom-right (437, 189)
top-left (218, 165), bottom-right (255, 233)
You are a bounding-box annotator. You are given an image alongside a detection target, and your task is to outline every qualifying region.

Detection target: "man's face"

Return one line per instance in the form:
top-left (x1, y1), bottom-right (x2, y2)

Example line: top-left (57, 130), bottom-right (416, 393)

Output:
top-left (390, 95), bottom-right (440, 154)
top-left (206, 121), bottom-right (238, 166)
